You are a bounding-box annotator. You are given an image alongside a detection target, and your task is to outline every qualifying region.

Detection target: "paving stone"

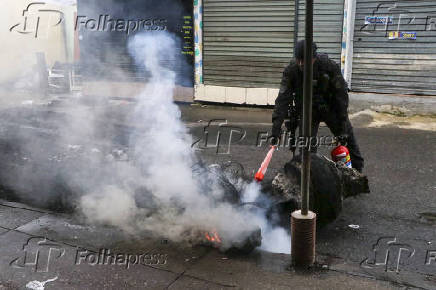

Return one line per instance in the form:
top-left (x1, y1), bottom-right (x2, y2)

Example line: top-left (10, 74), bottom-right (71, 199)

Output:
top-left (185, 250), bottom-right (397, 289)
top-left (168, 275), bottom-right (229, 290)
top-left (0, 205), bottom-right (45, 229)
top-left (0, 200), bottom-right (51, 214)
top-left (0, 230), bottom-right (178, 289)
top-left (15, 214), bottom-right (212, 275)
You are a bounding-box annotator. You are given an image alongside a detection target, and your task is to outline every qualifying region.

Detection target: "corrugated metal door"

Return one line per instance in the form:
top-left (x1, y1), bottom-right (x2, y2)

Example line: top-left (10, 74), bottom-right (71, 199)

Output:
top-left (296, 0), bottom-right (344, 64)
top-left (352, 0), bottom-right (436, 95)
top-left (202, 0), bottom-right (295, 88)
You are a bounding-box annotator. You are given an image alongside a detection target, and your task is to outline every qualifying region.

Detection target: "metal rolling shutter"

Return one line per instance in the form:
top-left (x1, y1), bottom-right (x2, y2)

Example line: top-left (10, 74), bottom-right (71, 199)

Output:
top-left (352, 0), bottom-right (436, 95)
top-left (203, 0), bottom-right (295, 88)
top-left (297, 0), bottom-right (344, 64)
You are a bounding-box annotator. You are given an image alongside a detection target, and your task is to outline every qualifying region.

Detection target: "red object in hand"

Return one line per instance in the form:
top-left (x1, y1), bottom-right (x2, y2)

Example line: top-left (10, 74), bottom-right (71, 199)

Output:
top-left (331, 145), bottom-right (352, 168)
top-left (254, 146), bottom-right (276, 182)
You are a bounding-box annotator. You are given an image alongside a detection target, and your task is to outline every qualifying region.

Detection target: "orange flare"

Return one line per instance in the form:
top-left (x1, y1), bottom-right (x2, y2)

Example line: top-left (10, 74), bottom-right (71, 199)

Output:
top-left (254, 145), bottom-right (276, 182)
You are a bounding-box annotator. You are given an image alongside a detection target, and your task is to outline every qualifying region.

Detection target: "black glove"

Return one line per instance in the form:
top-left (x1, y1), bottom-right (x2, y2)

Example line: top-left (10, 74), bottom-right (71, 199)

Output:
top-left (336, 134), bottom-right (349, 146)
top-left (268, 135), bottom-right (279, 146)
top-left (271, 120), bottom-right (282, 140)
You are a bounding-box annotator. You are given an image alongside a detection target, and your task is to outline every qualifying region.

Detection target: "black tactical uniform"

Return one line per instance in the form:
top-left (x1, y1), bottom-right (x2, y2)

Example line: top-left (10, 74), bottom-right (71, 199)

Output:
top-left (271, 47), bottom-right (364, 172)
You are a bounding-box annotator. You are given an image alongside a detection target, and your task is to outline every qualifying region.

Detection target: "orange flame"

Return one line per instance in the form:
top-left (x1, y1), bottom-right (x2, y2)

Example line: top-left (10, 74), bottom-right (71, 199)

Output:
top-left (204, 230), bottom-right (222, 244)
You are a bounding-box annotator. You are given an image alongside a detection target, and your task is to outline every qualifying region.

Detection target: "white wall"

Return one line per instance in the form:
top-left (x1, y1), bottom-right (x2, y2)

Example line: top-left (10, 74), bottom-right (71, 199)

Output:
top-left (0, 0), bottom-right (77, 84)
top-left (195, 84), bottom-right (278, 106)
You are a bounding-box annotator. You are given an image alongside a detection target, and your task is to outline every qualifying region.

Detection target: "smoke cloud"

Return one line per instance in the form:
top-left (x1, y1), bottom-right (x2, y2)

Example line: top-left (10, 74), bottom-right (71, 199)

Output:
top-left (240, 182), bottom-right (291, 253)
top-left (78, 31), bottom-right (291, 252)
top-left (71, 31), bottom-right (249, 249)
top-left (0, 29), bottom-right (290, 253)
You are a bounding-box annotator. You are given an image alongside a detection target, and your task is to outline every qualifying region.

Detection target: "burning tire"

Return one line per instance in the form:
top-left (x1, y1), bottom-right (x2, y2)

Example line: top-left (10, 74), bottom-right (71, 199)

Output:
top-left (201, 228), bottom-right (262, 255)
top-left (271, 154), bottom-right (369, 226)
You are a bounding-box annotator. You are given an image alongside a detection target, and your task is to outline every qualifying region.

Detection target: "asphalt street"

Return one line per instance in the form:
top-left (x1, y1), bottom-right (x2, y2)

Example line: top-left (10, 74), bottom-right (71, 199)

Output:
top-left (0, 101), bottom-right (434, 289)
top-left (187, 104), bottom-right (436, 288)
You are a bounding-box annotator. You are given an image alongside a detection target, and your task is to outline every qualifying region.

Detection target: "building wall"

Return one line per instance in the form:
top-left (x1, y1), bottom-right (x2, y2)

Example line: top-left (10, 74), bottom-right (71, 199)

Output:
top-left (195, 0), bottom-right (345, 105)
top-left (77, 0), bottom-right (194, 87)
top-left (351, 0), bottom-right (436, 95)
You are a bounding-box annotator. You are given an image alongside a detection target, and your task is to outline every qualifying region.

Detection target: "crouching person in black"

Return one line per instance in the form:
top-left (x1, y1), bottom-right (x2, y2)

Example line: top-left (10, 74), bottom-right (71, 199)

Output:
top-left (270, 40), bottom-right (364, 172)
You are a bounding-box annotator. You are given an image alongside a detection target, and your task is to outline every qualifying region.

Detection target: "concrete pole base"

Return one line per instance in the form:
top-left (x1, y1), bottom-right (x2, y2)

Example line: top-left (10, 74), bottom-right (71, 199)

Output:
top-left (291, 210), bottom-right (316, 267)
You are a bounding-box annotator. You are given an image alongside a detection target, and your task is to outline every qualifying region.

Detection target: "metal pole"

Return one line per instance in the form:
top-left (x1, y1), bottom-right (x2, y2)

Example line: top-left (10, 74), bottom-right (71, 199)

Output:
top-left (301, 0), bottom-right (313, 216)
top-left (294, 0), bottom-right (299, 55)
top-left (290, 0), bottom-right (316, 267)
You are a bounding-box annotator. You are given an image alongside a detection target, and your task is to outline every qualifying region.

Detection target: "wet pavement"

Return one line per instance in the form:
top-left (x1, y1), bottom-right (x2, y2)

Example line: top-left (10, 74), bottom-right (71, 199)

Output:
top-left (0, 202), bottom-right (398, 289)
top-left (0, 100), bottom-right (435, 289)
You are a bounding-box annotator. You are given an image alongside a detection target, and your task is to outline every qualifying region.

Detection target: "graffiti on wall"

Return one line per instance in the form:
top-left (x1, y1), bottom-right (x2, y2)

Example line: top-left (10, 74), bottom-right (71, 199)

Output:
top-left (194, 0), bottom-right (203, 84)
top-left (359, 1), bottom-right (436, 40)
top-left (426, 16), bottom-right (436, 31)
top-left (181, 15), bottom-right (193, 56)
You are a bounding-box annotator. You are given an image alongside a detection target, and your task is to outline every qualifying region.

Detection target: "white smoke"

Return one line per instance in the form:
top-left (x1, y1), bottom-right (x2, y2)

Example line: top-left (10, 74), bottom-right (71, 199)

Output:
top-left (241, 182), bottom-right (291, 254)
top-left (78, 32), bottom-right (264, 250)
top-left (78, 31), bottom-right (291, 253)
top-left (0, 28), bottom-right (291, 253)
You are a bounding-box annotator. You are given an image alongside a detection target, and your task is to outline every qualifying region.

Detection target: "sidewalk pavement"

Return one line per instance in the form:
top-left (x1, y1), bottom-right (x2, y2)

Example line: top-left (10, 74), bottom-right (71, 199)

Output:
top-left (76, 80), bottom-right (436, 116)
top-left (0, 90), bottom-right (434, 289)
top-left (1, 85), bottom-right (434, 117)
top-left (174, 89), bottom-right (436, 117)
top-left (348, 92), bottom-right (436, 116)
top-left (0, 200), bottom-right (398, 290)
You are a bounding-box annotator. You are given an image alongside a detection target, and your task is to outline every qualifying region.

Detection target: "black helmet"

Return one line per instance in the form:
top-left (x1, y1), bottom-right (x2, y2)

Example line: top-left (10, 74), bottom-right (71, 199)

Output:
top-left (295, 40), bottom-right (318, 60)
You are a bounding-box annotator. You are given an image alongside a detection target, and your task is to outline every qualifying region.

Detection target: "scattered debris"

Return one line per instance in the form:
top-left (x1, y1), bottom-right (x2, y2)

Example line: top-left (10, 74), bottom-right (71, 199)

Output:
top-left (63, 222), bottom-right (93, 231)
top-left (350, 109), bottom-right (436, 131)
top-left (26, 276), bottom-right (58, 290)
top-left (21, 100), bottom-right (34, 105)
top-left (67, 144), bottom-right (82, 152)
top-left (110, 149), bottom-right (129, 161)
top-left (271, 172), bottom-right (299, 202)
top-left (418, 212), bottom-right (436, 224)
top-left (271, 154), bottom-right (370, 226)
top-left (371, 104), bottom-right (410, 117)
